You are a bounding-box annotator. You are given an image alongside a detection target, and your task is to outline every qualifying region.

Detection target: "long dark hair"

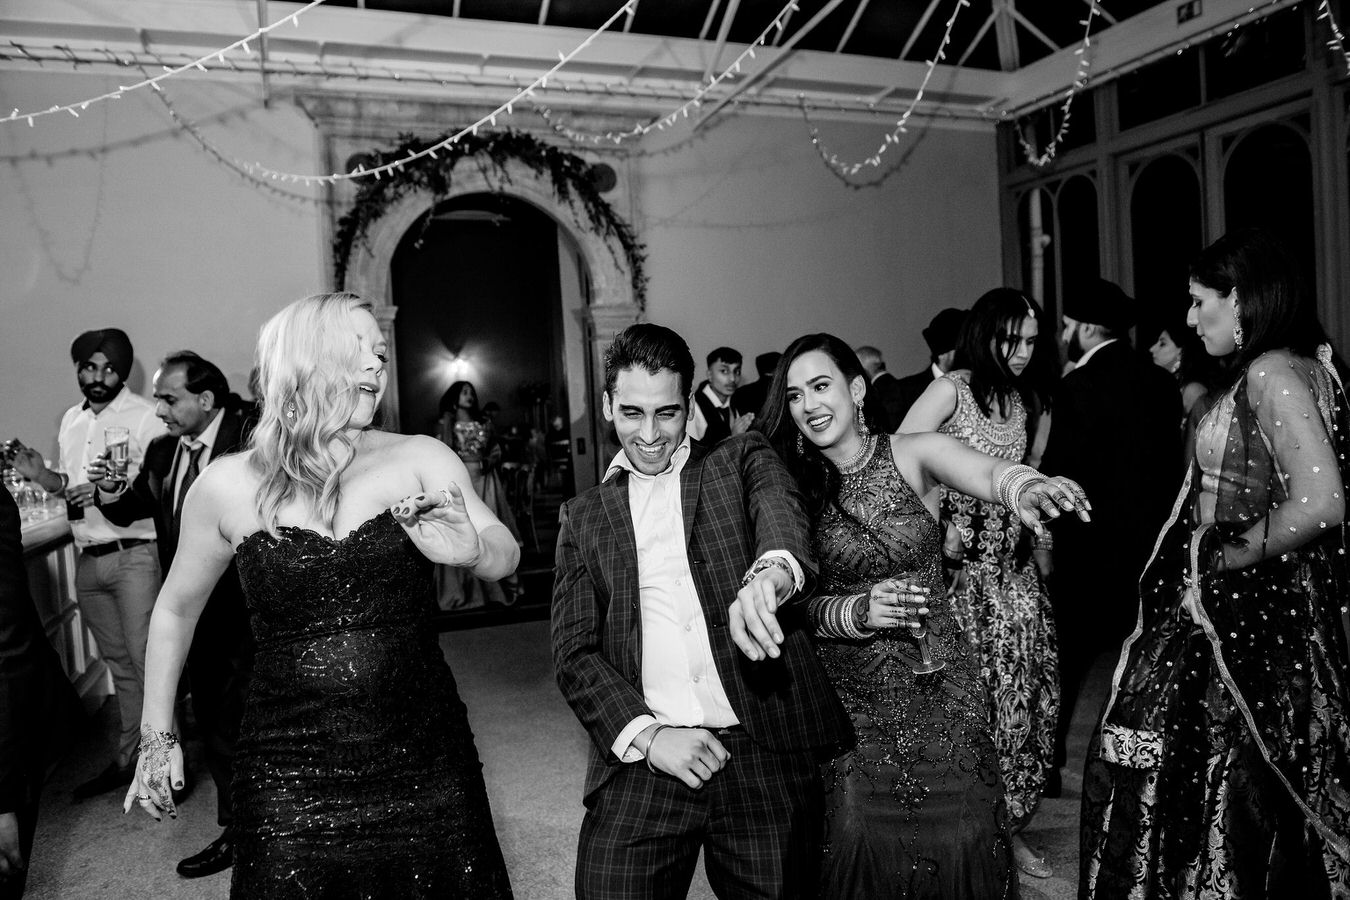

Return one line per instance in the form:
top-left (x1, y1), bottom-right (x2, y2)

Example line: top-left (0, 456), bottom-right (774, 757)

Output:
top-left (440, 381), bottom-right (480, 419)
top-left (953, 287), bottom-right (1056, 419)
top-left (1190, 227), bottom-right (1327, 388)
top-left (758, 333), bottom-right (885, 516)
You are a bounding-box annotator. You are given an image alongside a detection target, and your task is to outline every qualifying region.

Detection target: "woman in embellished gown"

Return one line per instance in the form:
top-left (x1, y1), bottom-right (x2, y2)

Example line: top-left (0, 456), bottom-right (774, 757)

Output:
top-left (436, 381), bottom-right (522, 609)
top-left (1080, 228), bottom-right (1350, 898)
top-left (125, 293), bottom-right (518, 898)
top-left (900, 288), bottom-right (1060, 878)
top-left (753, 333), bottom-right (1090, 899)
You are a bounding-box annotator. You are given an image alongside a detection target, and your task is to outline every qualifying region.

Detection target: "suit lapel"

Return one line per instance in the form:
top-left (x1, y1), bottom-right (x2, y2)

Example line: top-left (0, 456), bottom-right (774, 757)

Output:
top-left (680, 444), bottom-right (710, 548)
top-left (598, 473), bottom-right (638, 576)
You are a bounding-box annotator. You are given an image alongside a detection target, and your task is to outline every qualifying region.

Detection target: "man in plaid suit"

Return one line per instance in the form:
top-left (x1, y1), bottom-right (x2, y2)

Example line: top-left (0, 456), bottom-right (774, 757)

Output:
top-left (552, 323), bottom-right (851, 900)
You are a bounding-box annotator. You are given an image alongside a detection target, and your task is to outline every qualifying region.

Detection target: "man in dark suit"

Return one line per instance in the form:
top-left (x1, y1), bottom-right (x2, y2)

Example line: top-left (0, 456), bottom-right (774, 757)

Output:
top-left (731, 351), bottom-right (781, 423)
top-left (854, 346), bottom-right (904, 433)
top-left (1040, 279), bottom-right (1180, 785)
top-left (0, 482), bottom-right (81, 899)
top-left (94, 351), bottom-right (254, 880)
top-left (552, 324), bottom-right (850, 900)
top-left (889, 307), bottom-right (967, 428)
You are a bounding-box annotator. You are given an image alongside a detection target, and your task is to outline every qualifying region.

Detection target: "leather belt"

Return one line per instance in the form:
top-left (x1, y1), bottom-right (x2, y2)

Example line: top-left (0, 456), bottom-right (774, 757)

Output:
top-left (81, 538), bottom-right (153, 558)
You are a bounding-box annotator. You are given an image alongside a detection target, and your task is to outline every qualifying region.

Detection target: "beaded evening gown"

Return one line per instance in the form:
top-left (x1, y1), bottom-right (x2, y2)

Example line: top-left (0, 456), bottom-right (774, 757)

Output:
top-left (437, 418), bottom-right (522, 610)
top-left (810, 437), bottom-right (1017, 899)
top-left (1080, 348), bottom-right (1350, 899)
top-left (938, 372), bottom-right (1059, 829)
top-left (231, 510), bottom-right (514, 899)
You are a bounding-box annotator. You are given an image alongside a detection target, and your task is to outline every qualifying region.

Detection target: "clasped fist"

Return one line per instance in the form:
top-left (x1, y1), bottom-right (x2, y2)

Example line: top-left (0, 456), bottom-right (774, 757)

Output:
top-left (646, 727), bottom-right (730, 790)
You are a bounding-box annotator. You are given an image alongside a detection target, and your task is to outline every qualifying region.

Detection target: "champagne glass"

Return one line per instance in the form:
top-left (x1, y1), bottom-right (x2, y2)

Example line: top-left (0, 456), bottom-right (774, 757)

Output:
top-left (104, 426), bottom-right (130, 479)
top-left (909, 604), bottom-right (946, 675)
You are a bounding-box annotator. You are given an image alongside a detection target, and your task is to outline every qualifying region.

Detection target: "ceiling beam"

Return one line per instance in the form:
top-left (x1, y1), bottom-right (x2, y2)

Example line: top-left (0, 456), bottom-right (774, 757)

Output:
top-left (957, 9), bottom-right (999, 68)
top-left (1000, 0), bottom-right (1300, 111)
top-left (622, 0), bottom-right (639, 32)
top-left (898, 0), bottom-right (943, 61)
top-left (699, 0), bottom-right (722, 41)
top-left (702, 0), bottom-right (743, 82)
top-left (772, 3), bottom-right (796, 47)
top-left (256, 0), bottom-right (271, 106)
top-left (537, 0), bottom-right (551, 27)
top-left (1085, 0), bottom-right (1117, 27)
top-left (835, 0), bottom-right (872, 53)
top-left (992, 1), bottom-right (1020, 70)
top-left (452, 0), bottom-right (461, 17)
top-left (1006, 6), bottom-right (1058, 55)
top-left (695, 0), bottom-right (850, 128)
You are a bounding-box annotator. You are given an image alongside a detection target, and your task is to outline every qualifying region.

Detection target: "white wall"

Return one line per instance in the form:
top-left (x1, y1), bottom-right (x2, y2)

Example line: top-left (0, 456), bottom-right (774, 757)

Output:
top-left (0, 72), bottom-right (323, 458)
top-left (1, 69), bottom-right (1001, 457)
top-left (635, 115), bottom-right (1002, 379)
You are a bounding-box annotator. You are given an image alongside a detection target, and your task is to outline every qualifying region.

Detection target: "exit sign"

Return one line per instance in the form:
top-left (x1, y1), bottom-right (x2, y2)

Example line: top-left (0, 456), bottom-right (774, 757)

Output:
top-left (1177, 0), bottom-right (1202, 24)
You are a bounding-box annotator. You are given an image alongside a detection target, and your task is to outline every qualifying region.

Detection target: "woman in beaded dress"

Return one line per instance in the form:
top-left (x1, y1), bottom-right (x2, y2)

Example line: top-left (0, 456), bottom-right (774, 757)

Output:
top-left (900, 288), bottom-right (1060, 878)
top-left (436, 381), bottom-right (522, 609)
top-left (753, 333), bottom-right (1090, 899)
top-left (125, 293), bottom-right (517, 898)
top-left (1080, 228), bottom-right (1350, 899)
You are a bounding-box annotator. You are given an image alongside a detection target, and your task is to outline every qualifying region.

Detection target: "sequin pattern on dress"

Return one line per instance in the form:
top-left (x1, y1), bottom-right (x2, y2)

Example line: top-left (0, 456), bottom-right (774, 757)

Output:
top-left (810, 437), bottom-right (1015, 899)
top-left (231, 510), bottom-right (513, 899)
top-left (938, 371), bottom-right (1059, 829)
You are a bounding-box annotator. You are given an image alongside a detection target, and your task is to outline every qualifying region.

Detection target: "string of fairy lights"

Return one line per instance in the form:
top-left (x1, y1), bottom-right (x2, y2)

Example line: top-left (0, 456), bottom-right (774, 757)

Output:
top-left (526, 0), bottom-right (799, 147)
top-left (1, 0), bottom-right (1345, 188)
top-left (0, 0), bottom-right (328, 127)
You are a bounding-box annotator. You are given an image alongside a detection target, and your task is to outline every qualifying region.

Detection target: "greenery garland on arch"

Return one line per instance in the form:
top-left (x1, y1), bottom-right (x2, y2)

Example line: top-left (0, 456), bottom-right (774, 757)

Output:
top-left (333, 129), bottom-right (647, 301)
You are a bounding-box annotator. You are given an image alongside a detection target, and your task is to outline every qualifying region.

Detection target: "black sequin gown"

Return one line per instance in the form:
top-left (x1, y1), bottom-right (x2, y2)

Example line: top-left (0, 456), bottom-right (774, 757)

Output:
top-left (810, 439), bottom-right (1017, 899)
top-left (231, 510), bottom-right (513, 898)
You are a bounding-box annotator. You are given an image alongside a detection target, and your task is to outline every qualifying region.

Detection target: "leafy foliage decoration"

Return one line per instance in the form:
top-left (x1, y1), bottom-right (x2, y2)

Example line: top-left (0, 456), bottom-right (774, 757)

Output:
top-left (333, 130), bottom-right (646, 303)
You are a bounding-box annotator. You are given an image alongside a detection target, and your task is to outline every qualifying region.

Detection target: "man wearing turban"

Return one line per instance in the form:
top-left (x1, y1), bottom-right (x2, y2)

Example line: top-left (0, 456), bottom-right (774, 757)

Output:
top-left (9, 328), bottom-right (166, 801)
top-left (1039, 279), bottom-right (1180, 794)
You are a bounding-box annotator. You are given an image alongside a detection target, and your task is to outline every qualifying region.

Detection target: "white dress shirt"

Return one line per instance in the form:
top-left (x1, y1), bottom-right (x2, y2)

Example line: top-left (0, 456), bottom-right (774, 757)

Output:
top-left (687, 383), bottom-right (732, 442)
top-left (170, 408), bottom-right (223, 507)
top-left (58, 387), bottom-right (166, 548)
top-left (1072, 337), bottom-right (1118, 371)
top-left (604, 436), bottom-right (804, 762)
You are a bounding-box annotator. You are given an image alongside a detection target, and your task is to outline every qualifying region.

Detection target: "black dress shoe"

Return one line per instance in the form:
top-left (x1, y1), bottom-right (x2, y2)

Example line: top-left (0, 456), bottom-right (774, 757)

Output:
top-left (177, 832), bottom-right (234, 879)
top-left (73, 761), bottom-right (135, 801)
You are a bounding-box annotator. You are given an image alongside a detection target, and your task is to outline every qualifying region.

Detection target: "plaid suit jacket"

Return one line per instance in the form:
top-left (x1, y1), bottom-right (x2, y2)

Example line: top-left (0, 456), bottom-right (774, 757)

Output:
top-left (552, 431), bottom-right (852, 799)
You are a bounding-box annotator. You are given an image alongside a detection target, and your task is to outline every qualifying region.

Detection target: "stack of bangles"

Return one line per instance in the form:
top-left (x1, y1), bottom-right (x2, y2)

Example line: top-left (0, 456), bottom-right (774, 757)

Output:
top-left (994, 464), bottom-right (1047, 513)
top-left (810, 593), bottom-right (871, 640)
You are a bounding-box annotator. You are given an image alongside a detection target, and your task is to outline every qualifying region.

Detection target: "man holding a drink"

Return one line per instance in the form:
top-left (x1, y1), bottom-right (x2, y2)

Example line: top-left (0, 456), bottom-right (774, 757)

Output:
top-left (8, 328), bottom-right (165, 799)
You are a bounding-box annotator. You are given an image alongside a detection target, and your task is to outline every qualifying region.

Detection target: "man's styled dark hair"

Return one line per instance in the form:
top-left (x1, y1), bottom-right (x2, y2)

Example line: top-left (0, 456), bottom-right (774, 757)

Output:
top-left (604, 323), bottom-right (696, 399)
top-left (161, 351), bottom-right (230, 409)
top-left (706, 347), bottom-right (742, 368)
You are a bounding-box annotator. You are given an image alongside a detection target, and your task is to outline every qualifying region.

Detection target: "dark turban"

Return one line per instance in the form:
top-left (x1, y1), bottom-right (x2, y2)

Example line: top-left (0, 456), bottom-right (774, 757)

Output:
top-left (1063, 279), bottom-right (1136, 331)
top-left (922, 308), bottom-right (966, 356)
top-left (70, 329), bottom-right (134, 381)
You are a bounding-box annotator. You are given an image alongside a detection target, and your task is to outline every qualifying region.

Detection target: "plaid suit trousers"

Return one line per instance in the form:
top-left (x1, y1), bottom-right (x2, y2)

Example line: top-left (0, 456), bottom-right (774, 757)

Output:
top-left (575, 728), bottom-right (822, 900)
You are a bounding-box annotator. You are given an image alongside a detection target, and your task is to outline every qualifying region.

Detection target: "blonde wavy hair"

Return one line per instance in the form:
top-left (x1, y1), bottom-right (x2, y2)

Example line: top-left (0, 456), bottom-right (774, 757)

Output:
top-left (249, 292), bottom-right (376, 534)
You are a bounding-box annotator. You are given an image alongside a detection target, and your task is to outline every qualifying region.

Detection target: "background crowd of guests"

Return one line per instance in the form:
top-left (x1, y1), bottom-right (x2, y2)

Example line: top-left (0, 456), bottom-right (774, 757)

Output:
top-left (3, 226), bottom-right (1348, 899)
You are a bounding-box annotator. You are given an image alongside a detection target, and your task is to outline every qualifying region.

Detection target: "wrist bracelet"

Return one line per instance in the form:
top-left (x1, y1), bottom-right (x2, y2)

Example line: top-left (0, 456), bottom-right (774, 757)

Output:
top-left (643, 724), bottom-right (673, 773)
top-left (741, 556), bottom-right (794, 589)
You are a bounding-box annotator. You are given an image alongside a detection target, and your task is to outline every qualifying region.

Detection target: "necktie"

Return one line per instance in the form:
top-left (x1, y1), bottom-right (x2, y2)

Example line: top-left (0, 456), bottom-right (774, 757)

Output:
top-left (175, 442), bottom-right (205, 520)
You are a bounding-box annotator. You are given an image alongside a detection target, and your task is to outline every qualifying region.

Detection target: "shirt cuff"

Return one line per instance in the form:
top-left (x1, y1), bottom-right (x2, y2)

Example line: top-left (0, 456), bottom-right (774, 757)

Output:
top-left (97, 482), bottom-right (128, 502)
top-left (756, 550), bottom-right (805, 599)
top-left (612, 714), bottom-right (659, 763)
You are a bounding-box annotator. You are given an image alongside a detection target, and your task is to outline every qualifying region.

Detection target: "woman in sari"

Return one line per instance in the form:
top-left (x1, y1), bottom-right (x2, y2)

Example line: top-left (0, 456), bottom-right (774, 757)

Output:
top-left (1080, 228), bottom-right (1350, 898)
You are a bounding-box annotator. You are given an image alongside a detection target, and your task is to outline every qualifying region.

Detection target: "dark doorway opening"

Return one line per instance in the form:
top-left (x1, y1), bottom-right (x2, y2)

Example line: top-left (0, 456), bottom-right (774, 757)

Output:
top-left (391, 192), bottom-right (574, 629)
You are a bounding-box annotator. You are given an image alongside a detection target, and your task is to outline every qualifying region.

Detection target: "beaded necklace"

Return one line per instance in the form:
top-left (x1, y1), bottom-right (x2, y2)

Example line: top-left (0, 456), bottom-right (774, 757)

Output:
top-left (835, 433), bottom-right (878, 476)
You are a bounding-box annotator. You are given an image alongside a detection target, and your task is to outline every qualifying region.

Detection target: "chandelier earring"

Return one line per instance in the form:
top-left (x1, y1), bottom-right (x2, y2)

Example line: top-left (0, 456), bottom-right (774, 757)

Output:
top-left (285, 401), bottom-right (297, 420)
top-left (855, 397), bottom-right (870, 436)
top-left (1233, 308), bottom-right (1245, 349)
top-left (795, 431), bottom-right (804, 455)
